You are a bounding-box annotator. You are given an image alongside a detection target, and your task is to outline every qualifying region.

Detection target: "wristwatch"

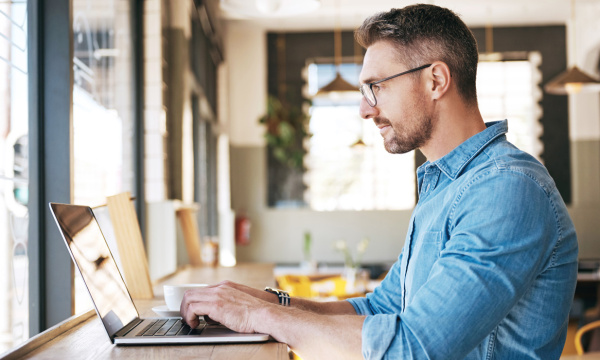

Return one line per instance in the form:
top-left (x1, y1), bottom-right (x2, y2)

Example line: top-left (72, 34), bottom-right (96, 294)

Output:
top-left (264, 287), bottom-right (290, 306)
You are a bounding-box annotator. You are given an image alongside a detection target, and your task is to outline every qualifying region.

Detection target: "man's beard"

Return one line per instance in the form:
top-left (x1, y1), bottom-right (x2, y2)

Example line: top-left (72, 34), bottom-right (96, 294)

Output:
top-left (381, 113), bottom-right (434, 155)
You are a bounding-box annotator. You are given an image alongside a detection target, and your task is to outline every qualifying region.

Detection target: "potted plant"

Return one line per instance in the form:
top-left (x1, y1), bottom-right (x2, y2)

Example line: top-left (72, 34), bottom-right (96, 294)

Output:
top-left (259, 95), bottom-right (311, 207)
top-left (258, 95), bottom-right (310, 170)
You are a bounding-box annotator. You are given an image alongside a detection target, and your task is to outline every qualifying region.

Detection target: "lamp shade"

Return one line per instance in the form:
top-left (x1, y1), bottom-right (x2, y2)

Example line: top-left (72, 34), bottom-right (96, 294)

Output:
top-left (314, 72), bottom-right (361, 101)
top-left (350, 138), bottom-right (367, 148)
top-left (316, 72), bottom-right (357, 94)
top-left (544, 66), bottom-right (600, 95)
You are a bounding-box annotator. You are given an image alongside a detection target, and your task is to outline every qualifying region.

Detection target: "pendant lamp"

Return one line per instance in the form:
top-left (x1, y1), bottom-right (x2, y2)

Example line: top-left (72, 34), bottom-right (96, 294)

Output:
top-left (545, 66), bottom-right (600, 95)
top-left (545, 0), bottom-right (600, 95)
top-left (315, 0), bottom-right (359, 98)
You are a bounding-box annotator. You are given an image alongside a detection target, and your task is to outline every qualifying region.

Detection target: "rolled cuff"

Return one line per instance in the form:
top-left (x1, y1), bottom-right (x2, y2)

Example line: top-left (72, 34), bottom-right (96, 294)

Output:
top-left (346, 297), bottom-right (374, 316)
top-left (362, 314), bottom-right (399, 360)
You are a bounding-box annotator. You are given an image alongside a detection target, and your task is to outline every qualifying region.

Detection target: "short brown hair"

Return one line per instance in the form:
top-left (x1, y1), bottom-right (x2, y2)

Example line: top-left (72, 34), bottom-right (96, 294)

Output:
top-left (355, 4), bottom-right (479, 104)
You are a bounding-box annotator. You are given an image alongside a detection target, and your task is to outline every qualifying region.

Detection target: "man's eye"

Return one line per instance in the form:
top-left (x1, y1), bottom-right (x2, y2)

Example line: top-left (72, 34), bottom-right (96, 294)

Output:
top-left (372, 84), bottom-right (381, 92)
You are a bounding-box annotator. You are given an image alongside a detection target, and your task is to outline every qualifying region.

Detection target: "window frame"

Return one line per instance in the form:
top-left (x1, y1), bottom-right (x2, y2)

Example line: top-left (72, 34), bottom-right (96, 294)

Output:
top-left (27, 0), bottom-right (144, 336)
top-left (28, 0), bottom-right (74, 334)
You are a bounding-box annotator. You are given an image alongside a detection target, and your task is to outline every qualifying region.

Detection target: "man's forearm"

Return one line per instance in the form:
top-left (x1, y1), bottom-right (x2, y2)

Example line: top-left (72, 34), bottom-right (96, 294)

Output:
top-left (290, 297), bottom-right (357, 315)
top-left (251, 281), bottom-right (357, 315)
top-left (225, 280), bottom-right (358, 315)
top-left (254, 305), bottom-right (365, 360)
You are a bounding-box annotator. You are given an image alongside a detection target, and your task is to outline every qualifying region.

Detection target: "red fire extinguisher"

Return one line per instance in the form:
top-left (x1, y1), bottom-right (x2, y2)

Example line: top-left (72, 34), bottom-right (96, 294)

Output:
top-left (235, 213), bottom-right (251, 245)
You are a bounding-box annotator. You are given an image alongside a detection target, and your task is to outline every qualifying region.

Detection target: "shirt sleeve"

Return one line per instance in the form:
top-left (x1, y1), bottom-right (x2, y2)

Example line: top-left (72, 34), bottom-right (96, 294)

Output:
top-left (358, 169), bottom-right (562, 359)
top-left (347, 255), bottom-right (405, 316)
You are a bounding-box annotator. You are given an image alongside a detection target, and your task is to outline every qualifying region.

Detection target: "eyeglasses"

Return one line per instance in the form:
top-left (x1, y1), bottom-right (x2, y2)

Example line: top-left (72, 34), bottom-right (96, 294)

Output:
top-left (359, 64), bottom-right (432, 107)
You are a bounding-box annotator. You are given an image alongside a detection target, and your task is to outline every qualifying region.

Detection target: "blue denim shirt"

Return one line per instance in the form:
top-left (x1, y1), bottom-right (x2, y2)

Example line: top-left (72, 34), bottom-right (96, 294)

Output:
top-left (347, 121), bottom-right (578, 359)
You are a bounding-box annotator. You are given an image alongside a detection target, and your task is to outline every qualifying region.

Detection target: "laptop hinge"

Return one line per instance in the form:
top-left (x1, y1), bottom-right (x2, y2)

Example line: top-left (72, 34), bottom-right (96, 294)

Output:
top-left (114, 318), bottom-right (144, 339)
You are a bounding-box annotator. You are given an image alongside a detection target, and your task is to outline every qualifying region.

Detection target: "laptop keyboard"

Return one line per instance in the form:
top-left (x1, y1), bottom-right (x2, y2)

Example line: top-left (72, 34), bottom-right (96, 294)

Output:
top-left (137, 319), bottom-right (205, 337)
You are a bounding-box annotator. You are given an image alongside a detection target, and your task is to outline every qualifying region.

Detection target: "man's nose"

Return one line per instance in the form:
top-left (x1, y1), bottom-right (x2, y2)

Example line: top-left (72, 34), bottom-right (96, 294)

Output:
top-left (359, 97), bottom-right (379, 119)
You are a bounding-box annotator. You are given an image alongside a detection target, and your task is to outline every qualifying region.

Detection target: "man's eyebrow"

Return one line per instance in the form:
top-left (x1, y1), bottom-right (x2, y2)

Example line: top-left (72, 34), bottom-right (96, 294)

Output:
top-left (360, 76), bottom-right (379, 85)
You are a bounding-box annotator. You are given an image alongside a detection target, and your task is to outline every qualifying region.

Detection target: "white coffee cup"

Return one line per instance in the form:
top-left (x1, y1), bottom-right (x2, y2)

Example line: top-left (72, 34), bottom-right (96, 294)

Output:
top-left (163, 284), bottom-right (208, 311)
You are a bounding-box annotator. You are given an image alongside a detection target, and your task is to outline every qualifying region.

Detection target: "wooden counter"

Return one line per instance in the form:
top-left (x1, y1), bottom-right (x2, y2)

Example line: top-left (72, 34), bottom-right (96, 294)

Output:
top-left (561, 353), bottom-right (600, 359)
top-left (3, 263), bottom-right (288, 360)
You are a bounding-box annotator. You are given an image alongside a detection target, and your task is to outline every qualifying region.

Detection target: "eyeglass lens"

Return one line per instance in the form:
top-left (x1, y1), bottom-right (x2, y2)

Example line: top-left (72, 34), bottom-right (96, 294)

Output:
top-left (360, 85), bottom-right (376, 107)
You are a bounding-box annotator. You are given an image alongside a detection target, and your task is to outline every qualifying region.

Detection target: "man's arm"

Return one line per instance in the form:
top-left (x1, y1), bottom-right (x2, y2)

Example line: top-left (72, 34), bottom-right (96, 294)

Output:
top-left (180, 282), bottom-right (364, 359)
top-left (222, 280), bottom-right (358, 314)
top-left (259, 303), bottom-right (365, 360)
top-left (357, 170), bottom-right (570, 359)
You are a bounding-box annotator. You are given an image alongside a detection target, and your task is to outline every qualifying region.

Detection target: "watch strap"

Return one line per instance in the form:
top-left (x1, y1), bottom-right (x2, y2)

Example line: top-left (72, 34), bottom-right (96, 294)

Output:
top-left (264, 287), bottom-right (290, 306)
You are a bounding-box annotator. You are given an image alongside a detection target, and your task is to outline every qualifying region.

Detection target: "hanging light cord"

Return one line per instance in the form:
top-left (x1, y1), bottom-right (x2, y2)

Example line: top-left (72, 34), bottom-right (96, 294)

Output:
top-left (334, 0), bottom-right (341, 69)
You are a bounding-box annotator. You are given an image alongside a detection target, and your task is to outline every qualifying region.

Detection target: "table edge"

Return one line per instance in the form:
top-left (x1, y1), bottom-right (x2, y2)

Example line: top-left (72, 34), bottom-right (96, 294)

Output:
top-left (1, 309), bottom-right (96, 360)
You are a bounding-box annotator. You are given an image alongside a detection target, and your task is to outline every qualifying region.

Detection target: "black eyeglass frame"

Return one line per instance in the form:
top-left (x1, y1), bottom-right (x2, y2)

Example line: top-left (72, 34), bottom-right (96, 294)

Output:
top-left (359, 64), bottom-right (432, 107)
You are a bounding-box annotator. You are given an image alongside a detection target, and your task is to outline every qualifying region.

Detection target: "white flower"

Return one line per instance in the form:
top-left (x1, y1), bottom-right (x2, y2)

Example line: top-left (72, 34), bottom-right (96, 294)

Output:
top-left (357, 238), bottom-right (370, 254)
top-left (333, 238), bottom-right (370, 269)
top-left (334, 240), bottom-right (348, 251)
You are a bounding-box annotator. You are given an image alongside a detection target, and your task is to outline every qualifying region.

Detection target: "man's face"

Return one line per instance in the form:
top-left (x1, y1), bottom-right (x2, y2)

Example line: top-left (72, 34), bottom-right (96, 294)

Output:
top-left (359, 41), bottom-right (434, 154)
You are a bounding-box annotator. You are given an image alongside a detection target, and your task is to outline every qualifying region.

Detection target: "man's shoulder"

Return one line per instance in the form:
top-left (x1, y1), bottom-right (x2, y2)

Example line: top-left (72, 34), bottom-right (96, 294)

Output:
top-left (462, 138), bottom-right (556, 195)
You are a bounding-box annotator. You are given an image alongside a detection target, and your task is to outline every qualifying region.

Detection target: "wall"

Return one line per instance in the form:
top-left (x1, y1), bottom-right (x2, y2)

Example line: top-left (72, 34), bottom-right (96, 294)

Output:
top-left (225, 5), bottom-right (600, 264)
top-left (230, 145), bottom-right (409, 264)
top-left (567, 0), bottom-right (600, 257)
top-left (225, 21), bottom-right (266, 148)
top-left (223, 21), bottom-right (416, 265)
top-left (143, 0), bottom-right (168, 202)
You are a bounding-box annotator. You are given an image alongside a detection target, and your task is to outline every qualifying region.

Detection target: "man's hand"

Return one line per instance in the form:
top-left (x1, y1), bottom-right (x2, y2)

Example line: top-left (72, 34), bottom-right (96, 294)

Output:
top-left (218, 280), bottom-right (281, 304)
top-left (180, 280), bottom-right (364, 359)
top-left (179, 281), bottom-right (275, 332)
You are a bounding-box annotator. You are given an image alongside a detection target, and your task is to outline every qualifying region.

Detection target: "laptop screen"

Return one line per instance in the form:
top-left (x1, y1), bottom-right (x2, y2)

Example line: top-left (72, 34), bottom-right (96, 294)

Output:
top-left (50, 203), bottom-right (139, 338)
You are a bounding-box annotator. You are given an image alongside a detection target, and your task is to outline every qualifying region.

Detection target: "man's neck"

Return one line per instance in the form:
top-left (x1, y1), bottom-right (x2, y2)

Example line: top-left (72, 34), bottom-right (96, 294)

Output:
top-left (420, 96), bottom-right (486, 162)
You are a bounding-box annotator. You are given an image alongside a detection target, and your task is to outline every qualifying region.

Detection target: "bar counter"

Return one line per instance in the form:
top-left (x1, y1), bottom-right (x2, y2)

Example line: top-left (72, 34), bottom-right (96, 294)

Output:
top-left (3, 263), bottom-right (288, 360)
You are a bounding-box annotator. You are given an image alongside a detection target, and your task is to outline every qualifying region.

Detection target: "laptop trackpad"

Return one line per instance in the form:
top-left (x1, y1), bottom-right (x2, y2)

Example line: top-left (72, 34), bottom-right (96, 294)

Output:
top-left (202, 325), bottom-right (249, 336)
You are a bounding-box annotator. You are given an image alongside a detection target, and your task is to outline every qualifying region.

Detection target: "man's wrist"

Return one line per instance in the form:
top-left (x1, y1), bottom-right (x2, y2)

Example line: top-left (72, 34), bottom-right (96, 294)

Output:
top-left (264, 287), bottom-right (291, 306)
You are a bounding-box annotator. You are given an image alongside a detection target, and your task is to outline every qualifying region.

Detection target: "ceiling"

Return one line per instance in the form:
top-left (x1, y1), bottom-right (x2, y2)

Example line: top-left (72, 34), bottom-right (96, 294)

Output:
top-left (216, 0), bottom-right (591, 31)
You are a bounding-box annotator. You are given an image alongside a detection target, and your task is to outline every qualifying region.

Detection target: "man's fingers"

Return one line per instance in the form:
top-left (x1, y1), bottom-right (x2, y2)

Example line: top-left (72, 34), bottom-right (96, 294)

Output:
top-left (182, 301), bottom-right (209, 328)
top-left (180, 287), bottom-right (229, 325)
top-left (180, 289), bottom-right (212, 327)
top-left (178, 283), bottom-right (266, 333)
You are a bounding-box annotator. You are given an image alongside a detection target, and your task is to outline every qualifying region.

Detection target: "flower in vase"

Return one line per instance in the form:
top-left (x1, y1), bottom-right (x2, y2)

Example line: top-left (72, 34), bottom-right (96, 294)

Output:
top-left (334, 237), bottom-right (370, 269)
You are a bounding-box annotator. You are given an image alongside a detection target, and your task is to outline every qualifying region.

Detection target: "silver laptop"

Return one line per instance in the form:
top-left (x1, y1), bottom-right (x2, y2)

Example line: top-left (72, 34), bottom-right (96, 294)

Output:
top-left (49, 202), bottom-right (270, 345)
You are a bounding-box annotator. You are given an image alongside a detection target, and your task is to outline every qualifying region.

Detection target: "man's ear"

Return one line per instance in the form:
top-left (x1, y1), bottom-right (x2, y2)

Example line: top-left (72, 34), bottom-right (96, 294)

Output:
top-left (428, 61), bottom-right (451, 100)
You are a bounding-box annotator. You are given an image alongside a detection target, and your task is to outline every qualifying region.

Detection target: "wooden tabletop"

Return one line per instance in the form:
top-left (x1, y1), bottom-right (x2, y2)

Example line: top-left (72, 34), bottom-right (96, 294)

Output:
top-left (157, 263), bottom-right (277, 291)
top-left (3, 263), bottom-right (288, 360)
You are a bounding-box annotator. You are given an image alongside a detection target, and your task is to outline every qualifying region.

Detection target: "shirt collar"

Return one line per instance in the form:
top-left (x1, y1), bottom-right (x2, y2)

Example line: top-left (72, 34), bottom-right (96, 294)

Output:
top-left (419, 120), bottom-right (508, 180)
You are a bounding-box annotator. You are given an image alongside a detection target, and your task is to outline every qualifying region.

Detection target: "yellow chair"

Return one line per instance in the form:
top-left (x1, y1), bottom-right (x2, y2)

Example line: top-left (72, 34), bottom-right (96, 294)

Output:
top-left (276, 275), bottom-right (314, 298)
top-left (310, 276), bottom-right (347, 298)
top-left (575, 319), bottom-right (600, 355)
top-left (276, 274), bottom-right (362, 299)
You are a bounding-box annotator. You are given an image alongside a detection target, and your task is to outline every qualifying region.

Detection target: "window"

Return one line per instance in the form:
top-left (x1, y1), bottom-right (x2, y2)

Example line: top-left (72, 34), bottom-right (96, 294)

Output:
top-left (304, 53), bottom-right (543, 211)
top-left (72, 0), bottom-right (136, 314)
top-left (477, 53), bottom-right (543, 161)
top-left (305, 62), bottom-right (416, 211)
top-left (0, 0), bottom-right (29, 352)
top-left (72, 0), bottom-right (135, 207)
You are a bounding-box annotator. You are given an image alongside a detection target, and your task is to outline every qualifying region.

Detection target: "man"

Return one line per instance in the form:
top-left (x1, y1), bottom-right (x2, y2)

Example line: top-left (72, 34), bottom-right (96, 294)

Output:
top-left (181, 4), bottom-right (578, 359)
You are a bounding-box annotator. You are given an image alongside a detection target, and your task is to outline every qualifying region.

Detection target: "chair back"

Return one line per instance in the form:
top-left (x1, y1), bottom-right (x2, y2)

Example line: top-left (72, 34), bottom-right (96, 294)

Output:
top-left (575, 319), bottom-right (600, 355)
top-left (176, 206), bottom-right (203, 267)
top-left (106, 192), bottom-right (154, 299)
